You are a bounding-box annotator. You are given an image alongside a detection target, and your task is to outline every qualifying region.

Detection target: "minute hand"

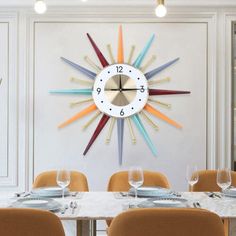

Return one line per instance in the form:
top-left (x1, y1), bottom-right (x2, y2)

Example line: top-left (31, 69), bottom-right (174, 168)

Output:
top-left (104, 88), bottom-right (145, 91)
top-left (122, 88), bottom-right (144, 91)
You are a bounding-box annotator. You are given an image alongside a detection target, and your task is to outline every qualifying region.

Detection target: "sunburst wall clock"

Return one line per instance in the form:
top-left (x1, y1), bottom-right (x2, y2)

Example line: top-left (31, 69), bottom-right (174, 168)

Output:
top-left (50, 26), bottom-right (190, 165)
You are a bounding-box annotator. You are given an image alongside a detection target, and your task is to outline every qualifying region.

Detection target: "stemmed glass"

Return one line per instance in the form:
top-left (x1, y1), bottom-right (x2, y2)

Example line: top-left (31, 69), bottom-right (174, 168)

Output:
top-left (128, 166), bottom-right (144, 203)
top-left (186, 165), bottom-right (199, 191)
top-left (217, 168), bottom-right (231, 196)
top-left (57, 170), bottom-right (70, 199)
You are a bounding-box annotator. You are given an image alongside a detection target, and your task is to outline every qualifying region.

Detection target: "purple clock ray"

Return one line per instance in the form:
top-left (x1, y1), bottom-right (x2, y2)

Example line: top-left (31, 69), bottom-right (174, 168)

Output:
top-left (61, 57), bottom-right (96, 79)
top-left (117, 119), bottom-right (124, 166)
top-left (145, 58), bottom-right (179, 80)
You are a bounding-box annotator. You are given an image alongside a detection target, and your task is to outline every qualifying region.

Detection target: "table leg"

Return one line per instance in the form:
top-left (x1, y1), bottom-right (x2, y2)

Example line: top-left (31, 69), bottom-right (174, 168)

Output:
top-left (90, 220), bottom-right (96, 236)
top-left (223, 218), bottom-right (229, 236)
top-left (76, 220), bottom-right (97, 236)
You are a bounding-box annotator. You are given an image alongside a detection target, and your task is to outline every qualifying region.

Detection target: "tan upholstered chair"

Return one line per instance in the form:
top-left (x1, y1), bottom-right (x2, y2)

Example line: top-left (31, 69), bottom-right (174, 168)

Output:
top-left (33, 170), bottom-right (89, 191)
top-left (191, 170), bottom-right (236, 192)
top-left (108, 208), bottom-right (225, 236)
top-left (0, 208), bottom-right (65, 236)
top-left (107, 170), bottom-right (170, 192)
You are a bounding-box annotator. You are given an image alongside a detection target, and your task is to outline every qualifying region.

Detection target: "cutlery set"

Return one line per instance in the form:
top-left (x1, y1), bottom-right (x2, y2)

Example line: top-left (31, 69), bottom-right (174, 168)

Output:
top-left (15, 192), bottom-right (31, 198)
top-left (60, 201), bottom-right (78, 214)
top-left (70, 201), bottom-right (78, 214)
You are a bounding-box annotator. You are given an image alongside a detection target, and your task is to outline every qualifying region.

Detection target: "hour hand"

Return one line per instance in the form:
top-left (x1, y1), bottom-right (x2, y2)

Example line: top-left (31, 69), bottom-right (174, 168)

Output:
top-left (104, 88), bottom-right (120, 91)
top-left (119, 75), bottom-right (122, 90)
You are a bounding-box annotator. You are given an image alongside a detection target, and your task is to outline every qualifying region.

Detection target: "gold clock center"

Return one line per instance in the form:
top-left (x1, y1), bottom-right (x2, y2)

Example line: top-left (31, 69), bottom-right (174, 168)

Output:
top-left (104, 75), bottom-right (137, 106)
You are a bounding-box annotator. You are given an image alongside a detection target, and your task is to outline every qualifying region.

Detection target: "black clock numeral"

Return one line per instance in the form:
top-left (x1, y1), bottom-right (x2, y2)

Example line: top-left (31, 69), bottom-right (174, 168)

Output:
top-left (96, 88), bottom-right (101, 95)
top-left (116, 66), bottom-right (123, 73)
top-left (120, 109), bottom-right (125, 116)
top-left (140, 85), bottom-right (145, 93)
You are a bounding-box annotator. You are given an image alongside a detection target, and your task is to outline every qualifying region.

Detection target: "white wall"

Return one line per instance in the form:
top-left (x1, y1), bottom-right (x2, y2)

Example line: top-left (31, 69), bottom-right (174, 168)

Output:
top-left (0, 4), bottom-right (235, 193)
top-left (33, 22), bottom-right (207, 191)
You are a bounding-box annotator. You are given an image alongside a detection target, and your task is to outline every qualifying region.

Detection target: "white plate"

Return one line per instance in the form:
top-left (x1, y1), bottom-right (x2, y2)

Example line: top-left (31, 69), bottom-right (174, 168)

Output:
top-left (153, 199), bottom-right (182, 206)
top-left (40, 187), bottom-right (62, 191)
top-left (12, 198), bottom-right (62, 212)
top-left (31, 187), bottom-right (69, 197)
top-left (22, 199), bottom-right (49, 207)
top-left (137, 187), bottom-right (170, 193)
top-left (130, 187), bottom-right (172, 198)
top-left (223, 189), bottom-right (236, 196)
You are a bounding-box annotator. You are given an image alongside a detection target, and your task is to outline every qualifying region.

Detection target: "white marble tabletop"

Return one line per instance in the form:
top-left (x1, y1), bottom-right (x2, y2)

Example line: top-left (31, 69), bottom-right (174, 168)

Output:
top-left (56, 192), bottom-right (236, 220)
top-left (2, 191), bottom-right (236, 220)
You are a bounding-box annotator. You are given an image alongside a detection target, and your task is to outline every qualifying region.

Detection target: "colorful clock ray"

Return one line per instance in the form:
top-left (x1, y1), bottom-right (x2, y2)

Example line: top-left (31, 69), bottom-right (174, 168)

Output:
top-left (50, 26), bottom-right (190, 165)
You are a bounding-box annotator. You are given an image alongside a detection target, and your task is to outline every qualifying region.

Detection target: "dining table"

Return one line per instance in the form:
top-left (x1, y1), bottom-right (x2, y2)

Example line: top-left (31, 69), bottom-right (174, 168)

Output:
top-left (1, 191), bottom-right (236, 236)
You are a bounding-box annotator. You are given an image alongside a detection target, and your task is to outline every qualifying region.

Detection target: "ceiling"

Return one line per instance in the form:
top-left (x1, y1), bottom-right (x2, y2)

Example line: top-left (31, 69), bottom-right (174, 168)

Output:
top-left (1, 0), bottom-right (236, 7)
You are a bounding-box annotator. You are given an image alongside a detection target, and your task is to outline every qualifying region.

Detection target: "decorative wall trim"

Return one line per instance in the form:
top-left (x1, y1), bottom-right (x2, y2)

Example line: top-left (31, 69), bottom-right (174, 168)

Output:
top-left (220, 12), bottom-right (236, 169)
top-left (1, 0), bottom-right (236, 7)
top-left (0, 13), bottom-right (18, 188)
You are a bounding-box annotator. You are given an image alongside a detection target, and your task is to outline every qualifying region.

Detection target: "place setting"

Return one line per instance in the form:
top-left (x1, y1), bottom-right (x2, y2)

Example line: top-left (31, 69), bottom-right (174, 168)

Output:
top-left (11, 170), bottom-right (81, 215)
top-left (118, 167), bottom-right (187, 209)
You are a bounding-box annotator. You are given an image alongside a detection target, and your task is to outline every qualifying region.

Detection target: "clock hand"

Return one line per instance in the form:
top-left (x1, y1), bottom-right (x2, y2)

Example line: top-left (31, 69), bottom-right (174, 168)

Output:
top-left (104, 88), bottom-right (120, 91)
top-left (119, 75), bottom-right (122, 90)
top-left (121, 88), bottom-right (144, 91)
top-left (104, 88), bottom-right (144, 91)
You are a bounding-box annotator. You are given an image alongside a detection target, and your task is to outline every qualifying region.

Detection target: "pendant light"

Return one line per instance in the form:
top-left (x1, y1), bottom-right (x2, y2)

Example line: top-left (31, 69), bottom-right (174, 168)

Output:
top-left (34, 0), bottom-right (47, 14)
top-left (155, 0), bottom-right (167, 18)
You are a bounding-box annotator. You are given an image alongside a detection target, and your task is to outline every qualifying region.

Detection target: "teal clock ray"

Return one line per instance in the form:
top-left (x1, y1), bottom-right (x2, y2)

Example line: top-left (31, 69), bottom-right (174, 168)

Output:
top-left (50, 26), bottom-right (191, 165)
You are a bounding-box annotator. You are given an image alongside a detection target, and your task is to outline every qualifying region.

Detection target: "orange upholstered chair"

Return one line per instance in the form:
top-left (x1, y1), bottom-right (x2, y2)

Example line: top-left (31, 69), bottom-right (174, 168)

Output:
top-left (107, 170), bottom-right (170, 192)
top-left (0, 208), bottom-right (65, 236)
top-left (108, 208), bottom-right (225, 236)
top-left (191, 170), bottom-right (236, 192)
top-left (33, 170), bottom-right (89, 191)
top-left (106, 170), bottom-right (170, 227)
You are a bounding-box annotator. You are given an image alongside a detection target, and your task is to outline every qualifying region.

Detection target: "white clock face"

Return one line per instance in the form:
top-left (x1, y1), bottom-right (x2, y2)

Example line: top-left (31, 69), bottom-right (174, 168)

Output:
top-left (92, 64), bottom-right (148, 118)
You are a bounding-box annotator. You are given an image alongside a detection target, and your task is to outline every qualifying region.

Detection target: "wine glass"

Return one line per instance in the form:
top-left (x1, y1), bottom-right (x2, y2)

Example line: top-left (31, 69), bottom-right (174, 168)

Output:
top-left (56, 170), bottom-right (70, 199)
top-left (128, 166), bottom-right (144, 203)
top-left (186, 165), bottom-right (199, 191)
top-left (217, 168), bottom-right (231, 195)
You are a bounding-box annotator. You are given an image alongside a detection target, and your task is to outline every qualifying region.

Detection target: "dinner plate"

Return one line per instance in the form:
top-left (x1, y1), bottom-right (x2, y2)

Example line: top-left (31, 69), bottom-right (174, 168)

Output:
top-left (31, 187), bottom-right (69, 197)
top-left (153, 199), bottom-right (182, 207)
top-left (223, 192), bottom-right (236, 198)
top-left (11, 198), bottom-right (62, 212)
top-left (224, 188), bottom-right (236, 196)
top-left (22, 199), bottom-right (49, 207)
top-left (130, 187), bottom-right (173, 198)
top-left (138, 197), bottom-right (188, 208)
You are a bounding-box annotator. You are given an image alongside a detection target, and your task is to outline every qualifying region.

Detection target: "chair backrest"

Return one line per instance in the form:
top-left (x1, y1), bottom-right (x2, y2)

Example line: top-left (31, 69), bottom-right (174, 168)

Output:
top-left (33, 170), bottom-right (89, 191)
top-left (0, 208), bottom-right (65, 236)
top-left (107, 170), bottom-right (170, 191)
top-left (192, 170), bottom-right (236, 192)
top-left (108, 208), bottom-right (225, 236)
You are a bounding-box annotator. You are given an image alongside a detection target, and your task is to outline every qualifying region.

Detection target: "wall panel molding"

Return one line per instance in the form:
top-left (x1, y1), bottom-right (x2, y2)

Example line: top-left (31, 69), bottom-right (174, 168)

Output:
top-left (0, 13), bottom-right (18, 188)
top-left (1, 0), bottom-right (236, 7)
top-left (26, 9), bottom-right (217, 189)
